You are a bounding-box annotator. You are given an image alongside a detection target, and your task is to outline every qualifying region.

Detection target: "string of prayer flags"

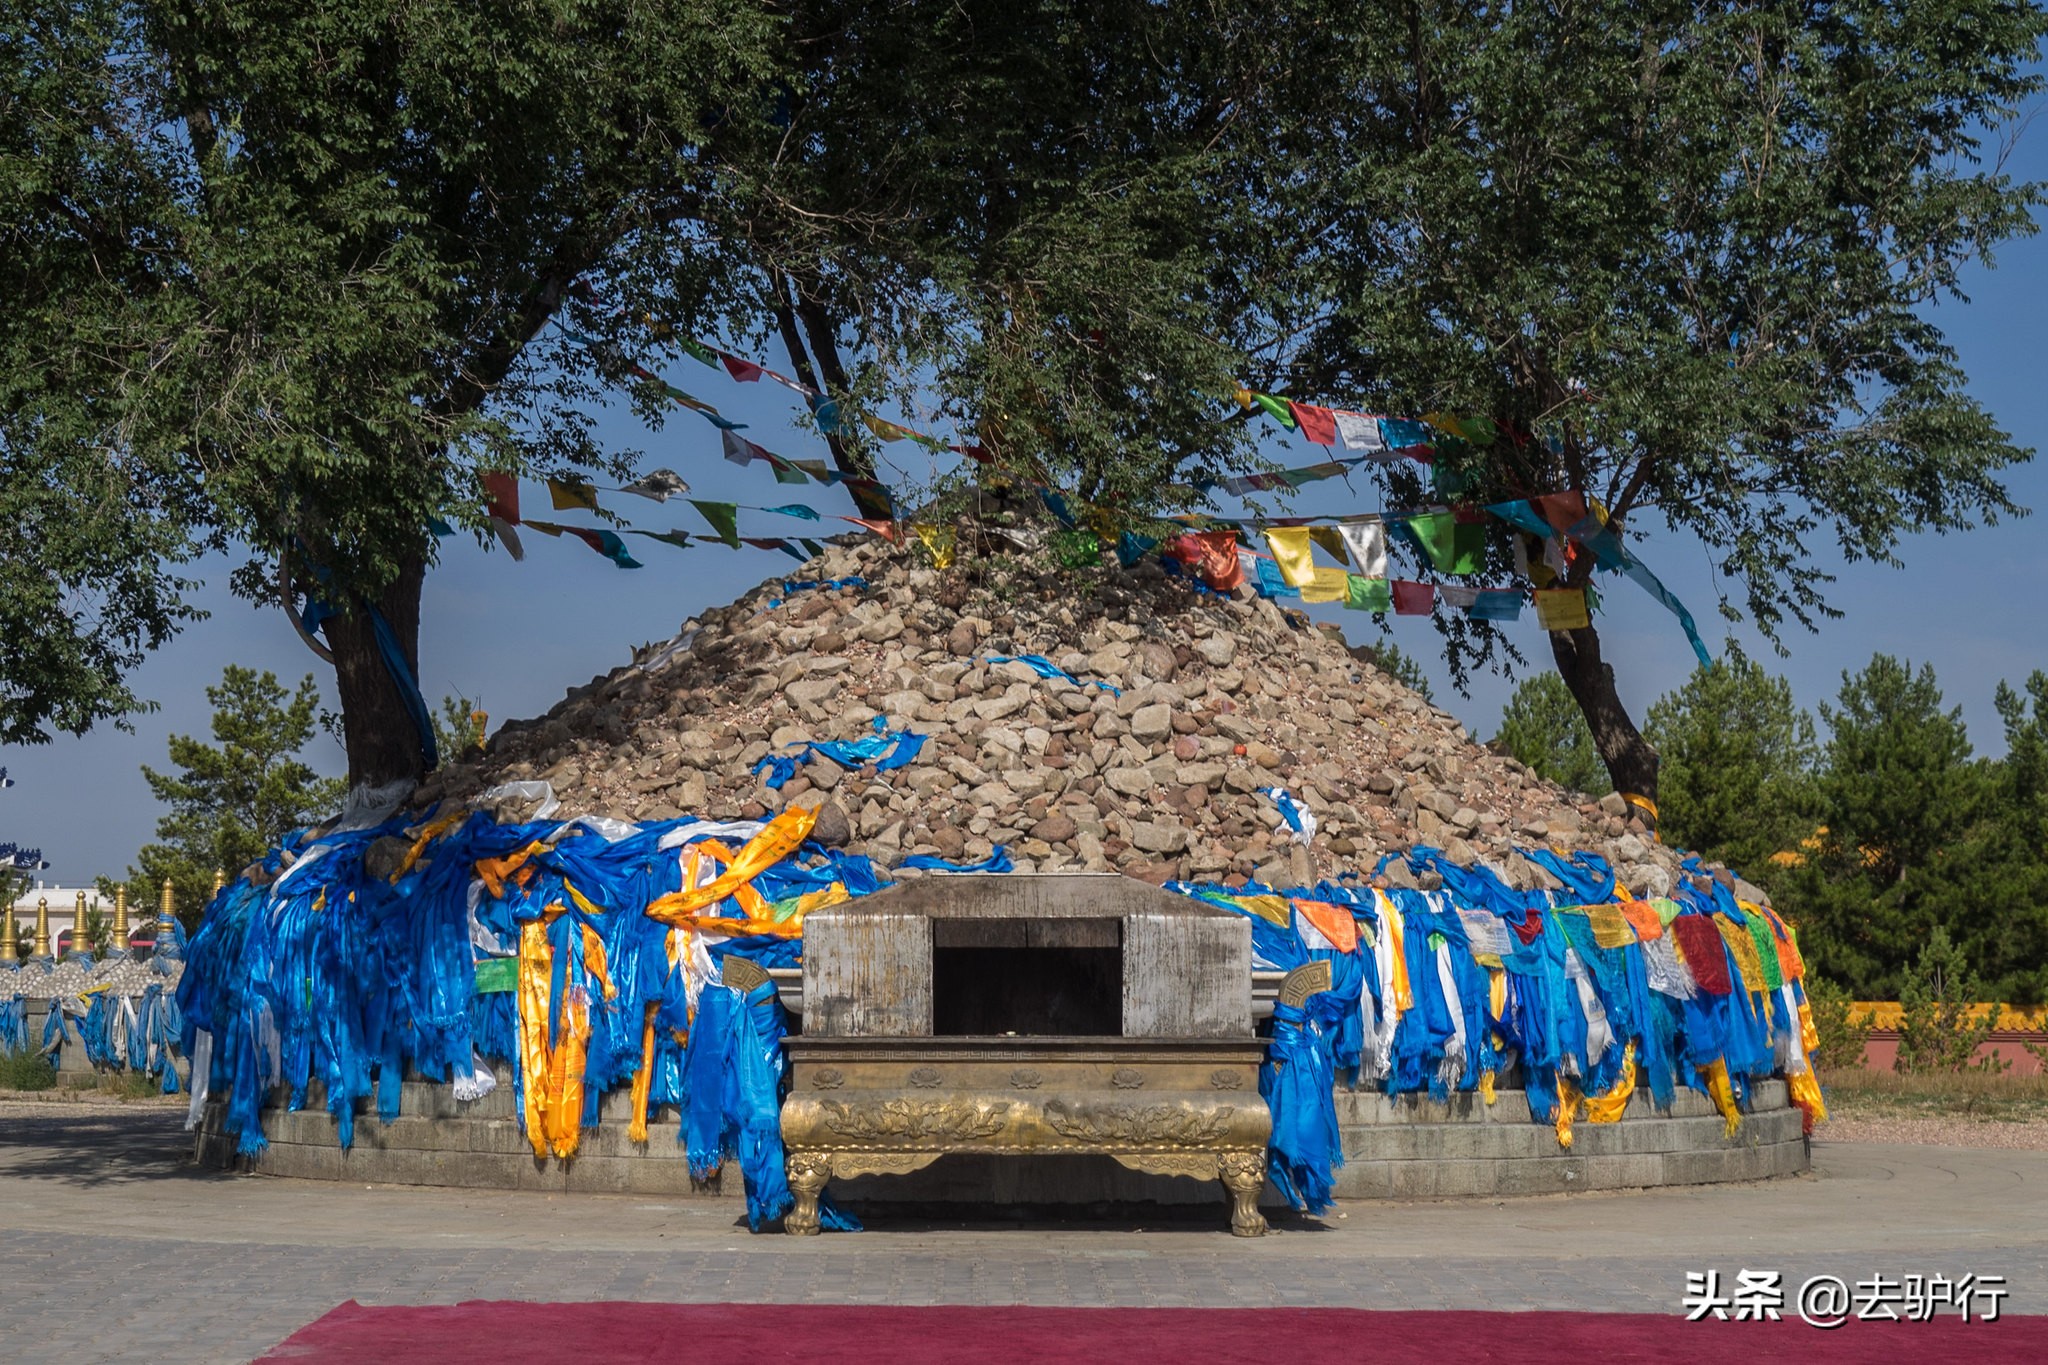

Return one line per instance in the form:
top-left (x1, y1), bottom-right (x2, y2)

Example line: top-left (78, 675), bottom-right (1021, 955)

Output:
top-left (620, 468), bottom-right (690, 502)
top-left (1262, 527), bottom-right (1317, 588)
top-left (760, 503), bottom-right (822, 521)
top-left (1534, 587), bottom-right (1591, 632)
top-left (1300, 566), bottom-right (1351, 603)
top-left (690, 500), bottom-right (742, 547)
top-left (1345, 575), bottom-right (1393, 612)
top-left (1391, 580), bottom-right (1434, 615)
top-left (1337, 519), bottom-right (1388, 578)
top-left (522, 520), bottom-right (642, 569)
top-left (546, 478), bottom-right (601, 514)
top-left (1470, 589), bottom-right (1523, 622)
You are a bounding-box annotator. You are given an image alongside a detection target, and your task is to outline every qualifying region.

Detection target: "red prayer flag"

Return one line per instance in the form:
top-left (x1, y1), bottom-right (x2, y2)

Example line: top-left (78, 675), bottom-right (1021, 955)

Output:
top-left (482, 472), bottom-right (520, 525)
top-left (720, 353), bottom-right (766, 383)
top-left (1169, 530), bottom-right (1244, 592)
top-left (841, 517), bottom-right (900, 542)
top-left (1391, 580), bottom-right (1434, 615)
top-left (1671, 916), bottom-right (1733, 995)
top-left (1530, 491), bottom-right (1590, 535)
top-left (1289, 402), bottom-right (1338, 446)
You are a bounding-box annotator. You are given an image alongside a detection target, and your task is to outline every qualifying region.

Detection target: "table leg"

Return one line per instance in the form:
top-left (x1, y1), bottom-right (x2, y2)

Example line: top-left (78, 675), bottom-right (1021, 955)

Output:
top-left (1218, 1150), bottom-right (1268, 1237)
top-left (785, 1150), bottom-right (831, 1236)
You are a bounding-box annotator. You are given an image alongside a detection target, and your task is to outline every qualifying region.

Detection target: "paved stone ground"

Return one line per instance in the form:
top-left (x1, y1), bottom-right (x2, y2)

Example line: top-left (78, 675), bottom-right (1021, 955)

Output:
top-left (1, 1099), bottom-right (2042, 1363)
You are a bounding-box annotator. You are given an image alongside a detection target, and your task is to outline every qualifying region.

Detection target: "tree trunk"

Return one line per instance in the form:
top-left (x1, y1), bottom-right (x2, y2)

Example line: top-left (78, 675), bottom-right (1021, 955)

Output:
top-left (1549, 619), bottom-right (1660, 807)
top-left (319, 554), bottom-right (431, 790)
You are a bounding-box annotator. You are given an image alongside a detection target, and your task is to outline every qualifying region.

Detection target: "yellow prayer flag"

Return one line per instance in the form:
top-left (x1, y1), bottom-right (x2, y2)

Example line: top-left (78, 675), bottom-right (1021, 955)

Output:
top-left (913, 523), bottom-right (957, 569)
top-left (1309, 526), bottom-right (1349, 563)
top-left (1263, 527), bottom-right (1317, 588)
top-left (1534, 587), bottom-right (1590, 631)
top-left (546, 478), bottom-right (601, 513)
top-left (1299, 566), bottom-right (1350, 603)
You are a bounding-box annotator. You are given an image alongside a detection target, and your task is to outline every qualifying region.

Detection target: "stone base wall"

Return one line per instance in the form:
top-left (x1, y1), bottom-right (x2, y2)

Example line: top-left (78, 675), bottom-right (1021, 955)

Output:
top-left (192, 1066), bottom-right (740, 1196)
top-left (193, 1065), bottom-right (1807, 1205)
top-left (1331, 1078), bottom-right (1806, 1198)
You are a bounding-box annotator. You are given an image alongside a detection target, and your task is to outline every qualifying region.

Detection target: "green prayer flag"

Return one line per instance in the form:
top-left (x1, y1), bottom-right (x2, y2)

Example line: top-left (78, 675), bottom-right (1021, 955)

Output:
top-left (766, 455), bottom-right (811, 486)
top-left (1054, 529), bottom-right (1101, 568)
top-left (690, 499), bottom-right (741, 547)
top-left (679, 336), bottom-right (720, 367)
top-left (1252, 392), bottom-right (1298, 429)
top-left (1344, 574), bottom-right (1392, 612)
top-left (473, 957), bottom-right (518, 994)
top-left (1404, 511), bottom-right (1486, 575)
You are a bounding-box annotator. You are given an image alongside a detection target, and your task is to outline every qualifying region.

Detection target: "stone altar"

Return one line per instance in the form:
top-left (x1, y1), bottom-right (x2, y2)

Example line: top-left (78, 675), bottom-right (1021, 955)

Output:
top-left (775, 874), bottom-right (1276, 1235)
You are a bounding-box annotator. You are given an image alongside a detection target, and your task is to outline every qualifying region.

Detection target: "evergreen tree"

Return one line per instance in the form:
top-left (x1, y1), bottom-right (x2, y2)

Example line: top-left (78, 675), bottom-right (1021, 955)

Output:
top-left (1965, 673), bottom-right (2048, 1002)
top-left (1778, 655), bottom-right (1987, 997)
top-left (1493, 672), bottom-right (1610, 797)
top-left (1643, 645), bottom-right (1815, 875)
top-left (130, 667), bottom-right (343, 923)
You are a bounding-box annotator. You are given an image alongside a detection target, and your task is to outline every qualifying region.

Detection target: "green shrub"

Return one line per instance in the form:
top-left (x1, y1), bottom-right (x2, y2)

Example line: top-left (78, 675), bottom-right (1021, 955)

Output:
top-left (1896, 926), bottom-right (2005, 1074)
top-left (0, 1048), bottom-right (57, 1091)
top-left (1805, 975), bottom-right (1872, 1069)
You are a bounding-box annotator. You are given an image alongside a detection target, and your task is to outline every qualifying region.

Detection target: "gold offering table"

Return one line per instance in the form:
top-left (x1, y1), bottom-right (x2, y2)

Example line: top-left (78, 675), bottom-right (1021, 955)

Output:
top-left (776, 874), bottom-right (1274, 1236)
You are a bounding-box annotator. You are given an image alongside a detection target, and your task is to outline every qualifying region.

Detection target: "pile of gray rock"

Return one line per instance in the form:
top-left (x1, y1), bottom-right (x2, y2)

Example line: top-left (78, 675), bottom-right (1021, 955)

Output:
top-left (421, 533), bottom-right (1707, 898)
top-left (2, 954), bottom-right (178, 999)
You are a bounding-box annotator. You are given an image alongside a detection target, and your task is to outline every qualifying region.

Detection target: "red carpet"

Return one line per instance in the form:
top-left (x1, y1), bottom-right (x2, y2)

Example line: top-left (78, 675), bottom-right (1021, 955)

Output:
top-left (261, 1301), bottom-right (2046, 1363)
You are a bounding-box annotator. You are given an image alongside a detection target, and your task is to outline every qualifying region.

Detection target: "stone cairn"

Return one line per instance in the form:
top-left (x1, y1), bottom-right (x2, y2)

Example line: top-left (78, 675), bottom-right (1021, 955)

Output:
top-left (418, 529), bottom-right (1730, 904)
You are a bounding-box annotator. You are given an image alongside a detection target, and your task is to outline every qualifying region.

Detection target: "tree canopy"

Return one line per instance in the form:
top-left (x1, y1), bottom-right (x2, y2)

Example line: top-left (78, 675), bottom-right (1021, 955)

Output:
top-left (2, 0), bottom-right (1331, 784)
top-left (1273, 0), bottom-right (2044, 798)
top-left (4, 0), bottom-right (2043, 802)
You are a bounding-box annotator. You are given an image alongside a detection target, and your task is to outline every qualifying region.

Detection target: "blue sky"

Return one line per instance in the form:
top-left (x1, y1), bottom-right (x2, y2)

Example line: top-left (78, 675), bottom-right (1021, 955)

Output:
top-left (8, 117), bottom-right (2047, 888)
